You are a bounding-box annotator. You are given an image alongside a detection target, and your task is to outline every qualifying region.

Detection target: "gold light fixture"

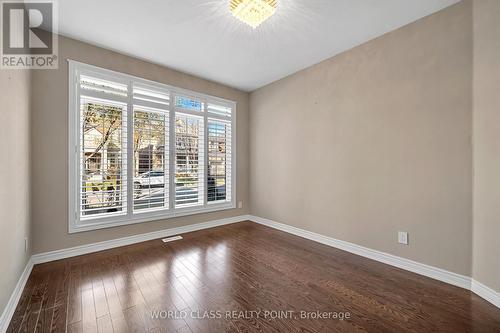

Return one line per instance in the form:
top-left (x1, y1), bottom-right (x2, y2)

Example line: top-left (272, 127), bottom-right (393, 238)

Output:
top-left (230, 0), bottom-right (277, 29)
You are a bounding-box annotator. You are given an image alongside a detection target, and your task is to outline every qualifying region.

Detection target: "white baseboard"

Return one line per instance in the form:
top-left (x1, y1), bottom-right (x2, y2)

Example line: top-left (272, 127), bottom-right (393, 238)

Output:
top-left (471, 279), bottom-right (500, 308)
top-left (249, 215), bottom-right (472, 290)
top-left (2, 213), bottom-right (498, 332)
top-left (1, 215), bottom-right (249, 332)
top-left (0, 258), bottom-right (34, 333)
top-left (250, 215), bottom-right (500, 309)
top-left (32, 215), bottom-right (250, 264)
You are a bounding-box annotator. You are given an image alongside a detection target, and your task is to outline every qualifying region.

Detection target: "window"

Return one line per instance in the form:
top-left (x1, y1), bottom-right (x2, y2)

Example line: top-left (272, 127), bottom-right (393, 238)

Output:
top-left (69, 61), bottom-right (236, 232)
top-left (174, 113), bottom-right (204, 207)
top-left (207, 119), bottom-right (231, 203)
top-left (133, 107), bottom-right (168, 212)
top-left (80, 99), bottom-right (127, 218)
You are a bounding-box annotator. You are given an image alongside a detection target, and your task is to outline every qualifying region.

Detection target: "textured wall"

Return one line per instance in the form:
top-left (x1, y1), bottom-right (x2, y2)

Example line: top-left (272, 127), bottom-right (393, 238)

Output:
top-left (0, 69), bottom-right (31, 314)
top-left (250, 1), bottom-right (473, 275)
top-left (472, 0), bottom-right (500, 292)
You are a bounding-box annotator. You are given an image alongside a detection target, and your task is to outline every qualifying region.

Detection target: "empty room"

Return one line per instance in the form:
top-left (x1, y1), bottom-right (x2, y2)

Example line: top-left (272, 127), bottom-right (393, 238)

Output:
top-left (1, 0), bottom-right (499, 332)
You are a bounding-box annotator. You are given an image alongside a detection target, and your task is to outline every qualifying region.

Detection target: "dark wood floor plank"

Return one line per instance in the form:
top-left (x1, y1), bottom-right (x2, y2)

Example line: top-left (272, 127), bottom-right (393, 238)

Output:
top-left (48, 305), bottom-right (66, 333)
top-left (67, 267), bottom-right (82, 325)
top-left (81, 288), bottom-right (98, 332)
top-left (6, 222), bottom-right (500, 332)
top-left (16, 268), bottom-right (51, 333)
top-left (96, 314), bottom-right (113, 333)
top-left (67, 321), bottom-right (82, 333)
top-left (93, 278), bottom-right (110, 319)
top-left (109, 310), bottom-right (130, 333)
top-left (123, 305), bottom-right (147, 333)
top-left (208, 228), bottom-right (411, 332)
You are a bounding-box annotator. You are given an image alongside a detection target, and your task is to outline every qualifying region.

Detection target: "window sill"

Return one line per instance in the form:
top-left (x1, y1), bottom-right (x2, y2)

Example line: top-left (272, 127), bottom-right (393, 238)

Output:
top-left (69, 202), bottom-right (236, 233)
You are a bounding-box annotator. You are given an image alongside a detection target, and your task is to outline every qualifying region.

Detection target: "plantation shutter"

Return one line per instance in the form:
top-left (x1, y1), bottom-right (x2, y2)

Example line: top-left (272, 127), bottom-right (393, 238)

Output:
top-left (207, 103), bottom-right (232, 203)
top-left (174, 96), bottom-right (205, 207)
top-left (70, 61), bottom-right (236, 232)
top-left (132, 83), bottom-right (170, 212)
top-left (79, 74), bottom-right (128, 219)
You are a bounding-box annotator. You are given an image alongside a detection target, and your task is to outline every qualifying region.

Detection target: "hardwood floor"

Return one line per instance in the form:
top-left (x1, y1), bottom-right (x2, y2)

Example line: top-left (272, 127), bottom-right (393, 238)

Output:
top-left (7, 221), bottom-right (500, 332)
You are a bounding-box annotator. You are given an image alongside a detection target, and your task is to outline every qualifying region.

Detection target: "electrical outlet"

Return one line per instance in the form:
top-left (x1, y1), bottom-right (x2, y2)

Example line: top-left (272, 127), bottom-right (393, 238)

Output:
top-left (162, 236), bottom-right (183, 243)
top-left (238, 201), bottom-right (243, 209)
top-left (25, 237), bottom-right (28, 253)
top-left (398, 232), bottom-right (409, 245)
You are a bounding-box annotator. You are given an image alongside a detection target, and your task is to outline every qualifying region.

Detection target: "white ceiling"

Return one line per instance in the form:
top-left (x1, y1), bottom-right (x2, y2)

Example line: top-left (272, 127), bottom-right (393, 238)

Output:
top-left (56, 0), bottom-right (460, 91)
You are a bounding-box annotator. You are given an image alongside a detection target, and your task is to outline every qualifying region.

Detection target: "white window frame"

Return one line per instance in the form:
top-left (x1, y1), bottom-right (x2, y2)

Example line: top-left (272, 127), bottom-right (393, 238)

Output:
top-left (68, 60), bottom-right (236, 233)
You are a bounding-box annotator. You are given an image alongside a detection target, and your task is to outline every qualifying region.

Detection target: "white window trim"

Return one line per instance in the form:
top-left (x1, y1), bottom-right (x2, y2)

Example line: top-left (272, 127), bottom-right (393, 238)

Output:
top-left (68, 60), bottom-right (236, 233)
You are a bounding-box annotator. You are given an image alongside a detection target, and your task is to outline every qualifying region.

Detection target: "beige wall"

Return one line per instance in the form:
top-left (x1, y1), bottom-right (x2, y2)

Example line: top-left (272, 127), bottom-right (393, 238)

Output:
top-left (21, 0), bottom-right (500, 294)
top-left (31, 36), bottom-right (249, 254)
top-left (0, 70), bottom-right (31, 314)
top-left (3, 0), bottom-right (498, 318)
top-left (472, 0), bottom-right (500, 292)
top-left (249, 1), bottom-right (473, 276)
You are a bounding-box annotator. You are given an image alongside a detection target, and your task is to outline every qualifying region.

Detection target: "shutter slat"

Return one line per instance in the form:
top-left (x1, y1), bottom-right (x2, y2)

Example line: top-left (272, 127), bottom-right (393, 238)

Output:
top-left (174, 112), bottom-right (205, 207)
top-left (207, 117), bottom-right (231, 203)
top-left (133, 107), bottom-right (169, 212)
top-left (79, 75), bottom-right (128, 220)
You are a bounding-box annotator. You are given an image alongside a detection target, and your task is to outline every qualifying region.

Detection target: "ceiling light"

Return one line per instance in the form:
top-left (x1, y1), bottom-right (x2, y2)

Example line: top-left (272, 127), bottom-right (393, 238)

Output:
top-left (230, 0), bottom-right (277, 29)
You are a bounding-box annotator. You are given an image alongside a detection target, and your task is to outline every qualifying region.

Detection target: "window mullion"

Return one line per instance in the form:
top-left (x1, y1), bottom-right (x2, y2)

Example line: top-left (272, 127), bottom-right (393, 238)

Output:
top-left (126, 81), bottom-right (134, 218)
top-left (232, 103), bottom-right (236, 205)
top-left (75, 70), bottom-right (82, 223)
top-left (203, 102), bottom-right (208, 207)
top-left (164, 108), bottom-right (170, 210)
top-left (169, 93), bottom-right (176, 211)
